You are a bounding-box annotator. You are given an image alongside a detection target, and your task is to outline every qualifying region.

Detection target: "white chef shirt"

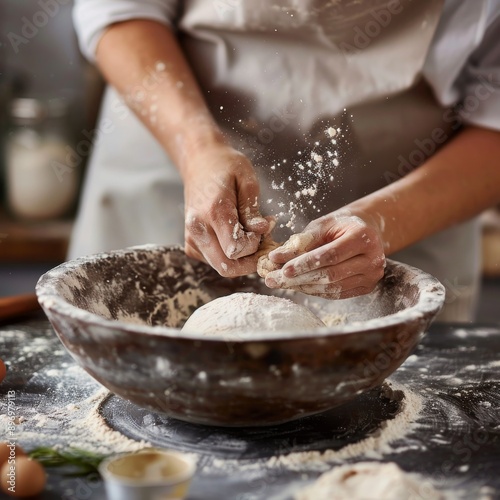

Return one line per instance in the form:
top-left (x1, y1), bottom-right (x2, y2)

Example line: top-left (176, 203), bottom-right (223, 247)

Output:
top-left (73, 0), bottom-right (500, 132)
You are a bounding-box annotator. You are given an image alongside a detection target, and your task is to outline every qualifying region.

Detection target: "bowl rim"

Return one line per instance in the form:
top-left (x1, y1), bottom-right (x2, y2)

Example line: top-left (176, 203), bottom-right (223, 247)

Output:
top-left (36, 244), bottom-right (446, 342)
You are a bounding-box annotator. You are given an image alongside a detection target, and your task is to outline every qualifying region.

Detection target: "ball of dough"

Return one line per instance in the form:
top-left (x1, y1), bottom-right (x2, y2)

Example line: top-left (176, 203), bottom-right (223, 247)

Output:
top-left (295, 462), bottom-right (443, 500)
top-left (181, 292), bottom-right (325, 335)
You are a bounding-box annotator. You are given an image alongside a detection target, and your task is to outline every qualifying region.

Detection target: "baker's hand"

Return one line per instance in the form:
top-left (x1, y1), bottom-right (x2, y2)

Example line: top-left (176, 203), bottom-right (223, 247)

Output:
top-left (264, 211), bottom-right (386, 299)
top-left (183, 144), bottom-right (270, 277)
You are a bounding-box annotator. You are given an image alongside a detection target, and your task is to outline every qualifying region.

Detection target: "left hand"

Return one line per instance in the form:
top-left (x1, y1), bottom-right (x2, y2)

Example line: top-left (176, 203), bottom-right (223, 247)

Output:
top-left (264, 210), bottom-right (386, 299)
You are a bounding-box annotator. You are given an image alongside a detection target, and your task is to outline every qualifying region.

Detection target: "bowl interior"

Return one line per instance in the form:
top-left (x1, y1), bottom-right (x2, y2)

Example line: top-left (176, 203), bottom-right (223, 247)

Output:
top-left (36, 245), bottom-right (445, 426)
top-left (38, 245), bottom-right (443, 335)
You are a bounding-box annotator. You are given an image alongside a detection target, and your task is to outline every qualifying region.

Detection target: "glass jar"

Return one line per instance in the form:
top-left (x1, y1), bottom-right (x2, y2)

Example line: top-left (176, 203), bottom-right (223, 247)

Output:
top-left (5, 97), bottom-right (79, 220)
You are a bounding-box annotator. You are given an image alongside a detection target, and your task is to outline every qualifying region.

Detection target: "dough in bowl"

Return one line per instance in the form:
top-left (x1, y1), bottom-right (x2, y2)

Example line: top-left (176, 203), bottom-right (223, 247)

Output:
top-left (181, 292), bottom-right (325, 335)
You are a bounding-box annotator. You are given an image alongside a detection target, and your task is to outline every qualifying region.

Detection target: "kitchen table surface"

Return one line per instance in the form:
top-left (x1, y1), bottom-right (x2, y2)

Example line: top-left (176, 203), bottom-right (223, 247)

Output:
top-left (1, 315), bottom-right (499, 500)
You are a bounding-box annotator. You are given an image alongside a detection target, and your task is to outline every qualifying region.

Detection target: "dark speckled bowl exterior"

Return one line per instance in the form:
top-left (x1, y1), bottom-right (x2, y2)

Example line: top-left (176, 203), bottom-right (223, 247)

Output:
top-left (36, 245), bottom-right (445, 427)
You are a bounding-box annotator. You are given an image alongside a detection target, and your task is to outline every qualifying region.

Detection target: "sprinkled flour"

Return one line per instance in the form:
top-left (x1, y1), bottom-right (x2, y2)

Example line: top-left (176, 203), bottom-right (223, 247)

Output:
top-left (268, 126), bottom-right (344, 231)
top-left (207, 381), bottom-right (422, 474)
top-left (0, 385), bottom-right (149, 456)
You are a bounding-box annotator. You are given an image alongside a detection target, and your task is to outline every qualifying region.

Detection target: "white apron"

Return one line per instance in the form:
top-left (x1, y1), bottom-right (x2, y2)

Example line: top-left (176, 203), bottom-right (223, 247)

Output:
top-left (69, 0), bottom-right (480, 321)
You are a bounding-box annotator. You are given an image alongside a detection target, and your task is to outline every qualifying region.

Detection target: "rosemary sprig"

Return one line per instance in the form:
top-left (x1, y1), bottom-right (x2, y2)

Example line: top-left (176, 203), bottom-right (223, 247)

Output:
top-left (29, 447), bottom-right (107, 476)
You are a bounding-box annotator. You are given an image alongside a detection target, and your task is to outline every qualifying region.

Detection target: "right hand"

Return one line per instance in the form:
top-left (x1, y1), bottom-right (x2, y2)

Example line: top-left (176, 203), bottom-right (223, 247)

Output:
top-left (182, 143), bottom-right (270, 277)
top-left (264, 210), bottom-right (386, 299)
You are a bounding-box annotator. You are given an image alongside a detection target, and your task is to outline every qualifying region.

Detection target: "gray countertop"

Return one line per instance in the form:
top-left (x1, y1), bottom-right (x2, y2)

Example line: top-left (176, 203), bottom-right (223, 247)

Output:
top-left (1, 316), bottom-right (499, 500)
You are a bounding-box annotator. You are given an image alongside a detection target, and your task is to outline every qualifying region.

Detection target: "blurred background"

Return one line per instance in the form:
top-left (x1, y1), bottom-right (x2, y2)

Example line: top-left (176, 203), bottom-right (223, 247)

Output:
top-left (0, 0), bottom-right (103, 298)
top-left (0, 0), bottom-right (499, 321)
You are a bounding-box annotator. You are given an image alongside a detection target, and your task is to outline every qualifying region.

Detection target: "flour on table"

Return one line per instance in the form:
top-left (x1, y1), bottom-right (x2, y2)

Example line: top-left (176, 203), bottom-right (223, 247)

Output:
top-left (0, 387), bottom-right (150, 456)
top-left (295, 461), bottom-right (443, 500)
top-left (207, 382), bottom-right (423, 476)
top-left (181, 292), bottom-right (325, 336)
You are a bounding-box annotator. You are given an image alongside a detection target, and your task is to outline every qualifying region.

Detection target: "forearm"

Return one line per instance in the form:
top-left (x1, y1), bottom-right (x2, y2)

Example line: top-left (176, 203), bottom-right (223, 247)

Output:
top-left (348, 126), bottom-right (500, 254)
top-left (95, 19), bottom-right (269, 274)
top-left (95, 19), bottom-right (223, 176)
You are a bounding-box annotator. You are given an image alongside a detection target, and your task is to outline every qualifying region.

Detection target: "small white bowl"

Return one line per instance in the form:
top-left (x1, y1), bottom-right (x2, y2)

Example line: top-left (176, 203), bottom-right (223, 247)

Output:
top-left (98, 448), bottom-right (196, 500)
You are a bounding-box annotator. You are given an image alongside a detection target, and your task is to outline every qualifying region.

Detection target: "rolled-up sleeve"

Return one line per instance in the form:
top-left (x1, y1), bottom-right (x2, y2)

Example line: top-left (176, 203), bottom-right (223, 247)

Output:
top-left (458, 14), bottom-right (500, 131)
top-left (424, 1), bottom-right (500, 131)
top-left (73, 0), bottom-right (179, 62)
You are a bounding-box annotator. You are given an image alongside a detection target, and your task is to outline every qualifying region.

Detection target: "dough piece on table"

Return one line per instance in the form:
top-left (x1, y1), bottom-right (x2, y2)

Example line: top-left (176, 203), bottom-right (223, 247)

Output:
top-left (181, 292), bottom-right (325, 335)
top-left (295, 462), bottom-right (443, 500)
top-left (256, 233), bottom-right (314, 278)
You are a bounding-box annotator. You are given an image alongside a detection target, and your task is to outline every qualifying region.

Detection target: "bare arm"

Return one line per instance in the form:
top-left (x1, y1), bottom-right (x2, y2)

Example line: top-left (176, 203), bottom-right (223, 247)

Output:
top-left (96, 20), bottom-right (269, 274)
top-left (351, 126), bottom-right (500, 254)
top-left (96, 20), bottom-right (217, 170)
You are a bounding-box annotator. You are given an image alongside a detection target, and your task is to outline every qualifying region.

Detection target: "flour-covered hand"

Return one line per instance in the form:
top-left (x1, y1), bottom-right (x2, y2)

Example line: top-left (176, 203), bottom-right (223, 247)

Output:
top-left (183, 144), bottom-right (270, 277)
top-left (264, 211), bottom-right (386, 299)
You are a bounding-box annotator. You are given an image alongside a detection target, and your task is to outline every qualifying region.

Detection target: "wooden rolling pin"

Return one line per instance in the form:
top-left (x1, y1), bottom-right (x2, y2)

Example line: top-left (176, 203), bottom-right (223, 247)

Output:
top-left (0, 293), bottom-right (41, 321)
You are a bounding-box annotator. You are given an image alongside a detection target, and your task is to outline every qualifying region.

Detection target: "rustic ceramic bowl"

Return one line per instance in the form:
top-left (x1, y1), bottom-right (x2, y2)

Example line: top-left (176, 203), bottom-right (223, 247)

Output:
top-left (36, 245), bottom-right (445, 426)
